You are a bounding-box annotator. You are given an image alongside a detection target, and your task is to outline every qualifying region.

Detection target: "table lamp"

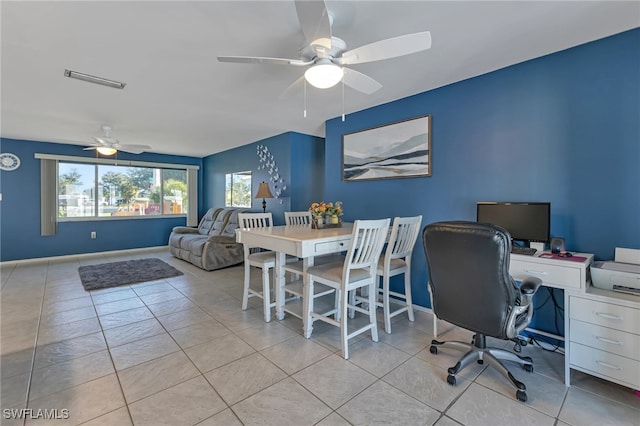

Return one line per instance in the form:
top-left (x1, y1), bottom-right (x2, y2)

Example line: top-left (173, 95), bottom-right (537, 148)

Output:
top-left (255, 181), bottom-right (274, 213)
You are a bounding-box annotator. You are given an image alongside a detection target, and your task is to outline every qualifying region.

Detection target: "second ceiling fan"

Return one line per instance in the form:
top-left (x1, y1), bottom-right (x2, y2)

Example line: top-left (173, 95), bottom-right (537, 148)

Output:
top-left (217, 0), bottom-right (431, 94)
top-left (84, 125), bottom-right (151, 155)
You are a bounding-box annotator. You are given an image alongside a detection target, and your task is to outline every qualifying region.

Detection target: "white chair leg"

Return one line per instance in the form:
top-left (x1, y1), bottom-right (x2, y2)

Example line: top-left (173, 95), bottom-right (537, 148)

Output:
top-left (368, 281), bottom-right (379, 342)
top-left (304, 278), bottom-right (314, 338)
top-left (404, 271), bottom-right (415, 322)
top-left (242, 262), bottom-right (251, 310)
top-left (262, 266), bottom-right (271, 322)
top-left (348, 289), bottom-right (355, 319)
top-left (340, 289), bottom-right (349, 359)
top-left (382, 275), bottom-right (392, 333)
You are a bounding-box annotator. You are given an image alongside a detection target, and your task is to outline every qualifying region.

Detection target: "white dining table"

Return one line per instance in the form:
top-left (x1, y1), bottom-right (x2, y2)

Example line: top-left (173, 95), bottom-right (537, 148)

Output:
top-left (236, 223), bottom-right (353, 336)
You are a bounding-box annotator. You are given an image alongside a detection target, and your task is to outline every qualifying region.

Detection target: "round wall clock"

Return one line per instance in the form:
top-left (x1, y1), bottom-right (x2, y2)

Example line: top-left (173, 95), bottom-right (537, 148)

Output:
top-left (0, 153), bottom-right (21, 171)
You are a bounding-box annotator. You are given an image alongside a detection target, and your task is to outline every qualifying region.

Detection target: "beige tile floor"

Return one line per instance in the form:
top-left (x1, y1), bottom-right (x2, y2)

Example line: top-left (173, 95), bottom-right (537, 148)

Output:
top-left (1, 247), bottom-right (639, 425)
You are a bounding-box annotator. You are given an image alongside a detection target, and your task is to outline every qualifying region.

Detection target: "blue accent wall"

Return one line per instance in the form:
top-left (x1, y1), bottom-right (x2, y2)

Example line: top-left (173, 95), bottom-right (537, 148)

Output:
top-left (202, 132), bottom-right (324, 225)
top-left (0, 138), bottom-right (202, 261)
top-left (322, 29), bottom-right (639, 335)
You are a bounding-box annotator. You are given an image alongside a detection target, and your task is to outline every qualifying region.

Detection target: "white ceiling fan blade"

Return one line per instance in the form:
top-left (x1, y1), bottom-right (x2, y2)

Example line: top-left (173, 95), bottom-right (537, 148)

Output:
top-left (217, 56), bottom-right (311, 66)
top-left (338, 31), bottom-right (432, 65)
top-left (278, 76), bottom-right (305, 99)
top-left (342, 68), bottom-right (382, 95)
top-left (116, 144), bottom-right (151, 154)
top-left (83, 146), bottom-right (98, 151)
top-left (295, 0), bottom-right (332, 49)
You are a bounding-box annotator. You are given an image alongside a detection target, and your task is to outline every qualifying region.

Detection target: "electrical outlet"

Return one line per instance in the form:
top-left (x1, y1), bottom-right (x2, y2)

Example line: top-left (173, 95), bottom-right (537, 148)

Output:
top-left (91, 231), bottom-right (96, 239)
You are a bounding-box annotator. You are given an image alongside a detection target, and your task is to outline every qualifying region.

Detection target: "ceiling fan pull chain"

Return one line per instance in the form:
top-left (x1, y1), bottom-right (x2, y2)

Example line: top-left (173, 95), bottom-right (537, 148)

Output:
top-left (341, 80), bottom-right (345, 121)
top-left (303, 79), bottom-right (307, 118)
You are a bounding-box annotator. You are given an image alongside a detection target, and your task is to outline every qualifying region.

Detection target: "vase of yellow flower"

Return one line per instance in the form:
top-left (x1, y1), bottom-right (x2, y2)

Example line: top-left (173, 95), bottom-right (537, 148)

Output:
top-left (309, 201), bottom-right (343, 229)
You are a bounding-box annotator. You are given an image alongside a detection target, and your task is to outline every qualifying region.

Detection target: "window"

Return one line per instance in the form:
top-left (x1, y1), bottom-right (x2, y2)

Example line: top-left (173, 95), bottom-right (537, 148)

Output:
top-left (58, 162), bottom-right (188, 219)
top-left (225, 171), bottom-right (252, 207)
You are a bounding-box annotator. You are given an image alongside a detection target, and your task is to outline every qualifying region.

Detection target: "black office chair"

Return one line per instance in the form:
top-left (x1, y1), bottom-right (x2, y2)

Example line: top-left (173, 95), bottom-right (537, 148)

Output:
top-left (422, 221), bottom-right (542, 402)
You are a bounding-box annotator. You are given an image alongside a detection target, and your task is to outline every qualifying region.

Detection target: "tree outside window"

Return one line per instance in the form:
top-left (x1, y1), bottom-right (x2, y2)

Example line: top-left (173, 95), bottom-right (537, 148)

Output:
top-left (58, 162), bottom-right (188, 218)
top-left (225, 171), bottom-right (251, 207)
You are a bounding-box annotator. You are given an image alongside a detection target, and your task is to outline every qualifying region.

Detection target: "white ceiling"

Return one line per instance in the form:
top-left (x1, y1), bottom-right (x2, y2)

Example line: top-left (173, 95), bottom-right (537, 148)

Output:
top-left (1, 1), bottom-right (638, 158)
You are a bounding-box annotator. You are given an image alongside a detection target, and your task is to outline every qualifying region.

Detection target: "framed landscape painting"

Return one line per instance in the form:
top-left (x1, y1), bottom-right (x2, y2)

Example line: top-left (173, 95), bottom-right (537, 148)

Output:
top-left (342, 115), bottom-right (431, 181)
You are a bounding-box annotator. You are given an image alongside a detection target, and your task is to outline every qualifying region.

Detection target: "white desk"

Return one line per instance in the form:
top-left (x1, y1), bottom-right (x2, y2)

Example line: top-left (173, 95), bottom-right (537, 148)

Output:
top-left (509, 252), bottom-right (593, 292)
top-left (236, 224), bottom-right (353, 336)
top-left (513, 252), bottom-right (639, 390)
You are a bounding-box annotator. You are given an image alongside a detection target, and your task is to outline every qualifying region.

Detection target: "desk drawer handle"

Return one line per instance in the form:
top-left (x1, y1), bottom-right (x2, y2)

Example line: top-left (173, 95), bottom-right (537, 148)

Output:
top-left (595, 360), bottom-right (622, 371)
top-left (594, 312), bottom-right (623, 321)
top-left (595, 336), bottom-right (623, 346)
top-left (524, 269), bottom-right (547, 275)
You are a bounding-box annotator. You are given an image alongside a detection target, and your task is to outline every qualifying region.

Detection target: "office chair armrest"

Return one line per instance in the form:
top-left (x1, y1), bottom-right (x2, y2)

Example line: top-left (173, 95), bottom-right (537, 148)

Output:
top-left (517, 276), bottom-right (542, 310)
top-left (504, 277), bottom-right (543, 339)
top-left (520, 276), bottom-right (542, 295)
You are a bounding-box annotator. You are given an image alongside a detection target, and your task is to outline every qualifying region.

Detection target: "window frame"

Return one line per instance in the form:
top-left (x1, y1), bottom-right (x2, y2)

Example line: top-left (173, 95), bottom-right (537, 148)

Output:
top-left (36, 153), bottom-right (199, 225)
top-left (225, 170), bottom-right (252, 208)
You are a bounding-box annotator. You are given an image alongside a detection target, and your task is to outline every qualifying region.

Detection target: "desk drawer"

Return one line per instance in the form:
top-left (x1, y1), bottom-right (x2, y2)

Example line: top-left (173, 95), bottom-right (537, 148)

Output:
top-left (570, 297), bottom-right (640, 335)
top-left (569, 342), bottom-right (640, 388)
top-left (570, 320), bottom-right (640, 361)
top-left (314, 238), bottom-right (349, 255)
top-left (510, 259), bottom-right (582, 290)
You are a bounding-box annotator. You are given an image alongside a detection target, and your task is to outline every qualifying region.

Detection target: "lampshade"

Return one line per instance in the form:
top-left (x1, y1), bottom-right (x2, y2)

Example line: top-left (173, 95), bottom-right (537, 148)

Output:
top-left (96, 147), bottom-right (117, 156)
top-left (255, 182), bottom-right (274, 199)
top-left (304, 62), bottom-right (344, 89)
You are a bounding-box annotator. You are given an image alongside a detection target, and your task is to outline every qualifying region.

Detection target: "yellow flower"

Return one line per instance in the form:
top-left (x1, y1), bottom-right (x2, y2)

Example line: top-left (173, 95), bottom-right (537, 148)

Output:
top-left (309, 201), bottom-right (343, 217)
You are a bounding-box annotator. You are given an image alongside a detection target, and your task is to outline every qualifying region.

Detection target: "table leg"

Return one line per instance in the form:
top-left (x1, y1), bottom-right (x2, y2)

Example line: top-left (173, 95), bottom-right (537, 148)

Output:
top-left (563, 290), bottom-right (570, 387)
top-left (275, 251), bottom-right (286, 321)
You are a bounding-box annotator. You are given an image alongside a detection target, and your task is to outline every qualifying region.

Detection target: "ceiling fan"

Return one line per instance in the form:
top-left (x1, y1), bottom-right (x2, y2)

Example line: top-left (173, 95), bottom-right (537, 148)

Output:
top-left (217, 0), bottom-right (431, 94)
top-left (84, 125), bottom-right (151, 155)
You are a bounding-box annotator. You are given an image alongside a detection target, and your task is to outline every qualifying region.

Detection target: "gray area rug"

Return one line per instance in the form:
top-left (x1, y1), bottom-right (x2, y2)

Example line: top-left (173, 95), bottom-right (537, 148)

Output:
top-left (78, 258), bottom-right (184, 291)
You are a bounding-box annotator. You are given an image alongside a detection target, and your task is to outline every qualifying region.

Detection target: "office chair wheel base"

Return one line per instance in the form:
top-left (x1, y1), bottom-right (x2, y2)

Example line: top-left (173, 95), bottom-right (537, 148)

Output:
top-left (516, 390), bottom-right (527, 402)
top-left (447, 374), bottom-right (456, 386)
top-left (429, 345), bottom-right (438, 355)
top-left (523, 364), bottom-right (533, 373)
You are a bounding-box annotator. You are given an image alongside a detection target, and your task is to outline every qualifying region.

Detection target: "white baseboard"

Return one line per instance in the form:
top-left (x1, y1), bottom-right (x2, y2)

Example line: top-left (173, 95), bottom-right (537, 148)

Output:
top-left (1, 245), bottom-right (169, 266)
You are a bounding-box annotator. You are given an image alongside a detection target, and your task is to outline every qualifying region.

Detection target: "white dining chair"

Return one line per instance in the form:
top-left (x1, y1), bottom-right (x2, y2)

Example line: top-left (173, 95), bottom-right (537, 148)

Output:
top-left (238, 212), bottom-right (276, 322)
top-left (284, 211), bottom-right (312, 226)
top-left (306, 218), bottom-right (390, 359)
top-left (374, 215), bottom-right (422, 333)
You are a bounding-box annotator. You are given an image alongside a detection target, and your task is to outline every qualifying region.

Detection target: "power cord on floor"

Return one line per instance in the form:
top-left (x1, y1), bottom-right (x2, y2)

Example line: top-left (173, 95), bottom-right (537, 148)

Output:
top-left (516, 286), bottom-right (565, 354)
top-left (514, 332), bottom-right (565, 355)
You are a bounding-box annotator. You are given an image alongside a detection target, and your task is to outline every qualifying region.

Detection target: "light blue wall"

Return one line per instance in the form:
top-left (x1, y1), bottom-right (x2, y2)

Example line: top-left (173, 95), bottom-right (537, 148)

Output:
top-left (0, 138), bottom-right (202, 261)
top-left (323, 28), bottom-right (639, 335)
top-left (202, 132), bottom-right (324, 225)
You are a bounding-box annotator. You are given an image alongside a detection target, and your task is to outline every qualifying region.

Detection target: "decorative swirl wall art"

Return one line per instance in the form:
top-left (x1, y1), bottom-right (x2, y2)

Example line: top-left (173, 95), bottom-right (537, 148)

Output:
top-left (256, 145), bottom-right (287, 204)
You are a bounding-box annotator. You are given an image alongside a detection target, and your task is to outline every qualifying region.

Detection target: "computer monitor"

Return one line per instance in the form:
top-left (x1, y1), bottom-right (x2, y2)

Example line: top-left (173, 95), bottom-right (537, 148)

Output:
top-left (476, 202), bottom-right (550, 244)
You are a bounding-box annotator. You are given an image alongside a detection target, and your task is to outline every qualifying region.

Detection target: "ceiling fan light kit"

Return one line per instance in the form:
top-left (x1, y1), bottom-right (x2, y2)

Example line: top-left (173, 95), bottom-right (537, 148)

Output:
top-left (304, 61), bottom-right (344, 89)
top-left (96, 146), bottom-right (117, 156)
top-left (64, 69), bottom-right (126, 90)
